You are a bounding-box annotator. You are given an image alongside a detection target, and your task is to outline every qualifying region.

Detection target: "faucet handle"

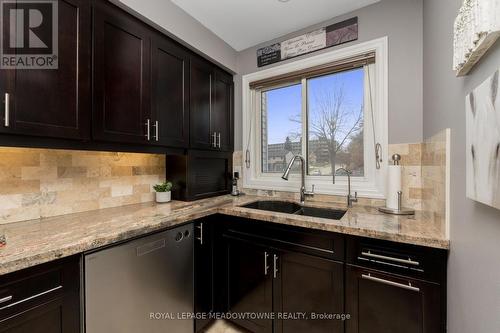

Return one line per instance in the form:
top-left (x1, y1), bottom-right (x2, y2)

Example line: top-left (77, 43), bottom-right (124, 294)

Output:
top-left (304, 184), bottom-right (315, 197)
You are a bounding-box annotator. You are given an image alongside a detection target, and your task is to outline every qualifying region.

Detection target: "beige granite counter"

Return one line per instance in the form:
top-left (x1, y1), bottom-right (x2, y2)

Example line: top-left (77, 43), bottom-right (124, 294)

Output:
top-left (0, 195), bottom-right (449, 275)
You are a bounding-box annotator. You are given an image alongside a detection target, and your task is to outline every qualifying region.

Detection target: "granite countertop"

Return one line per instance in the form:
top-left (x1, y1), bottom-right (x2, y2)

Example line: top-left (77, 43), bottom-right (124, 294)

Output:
top-left (0, 194), bottom-right (449, 275)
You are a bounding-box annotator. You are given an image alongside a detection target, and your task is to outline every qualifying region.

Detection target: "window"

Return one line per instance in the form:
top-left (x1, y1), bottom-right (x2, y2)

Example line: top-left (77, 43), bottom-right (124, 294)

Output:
top-left (242, 38), bottom-right (388, 198)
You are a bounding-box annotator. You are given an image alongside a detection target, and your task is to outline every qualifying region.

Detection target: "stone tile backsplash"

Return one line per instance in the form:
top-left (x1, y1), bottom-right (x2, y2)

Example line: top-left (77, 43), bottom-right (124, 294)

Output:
top-left (0, 148), bottom-right (165, 224)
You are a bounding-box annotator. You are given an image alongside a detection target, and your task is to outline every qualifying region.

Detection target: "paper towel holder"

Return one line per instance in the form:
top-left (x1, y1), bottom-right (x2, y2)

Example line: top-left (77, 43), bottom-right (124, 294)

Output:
top-left (378, 154), bottom-right (415, 215)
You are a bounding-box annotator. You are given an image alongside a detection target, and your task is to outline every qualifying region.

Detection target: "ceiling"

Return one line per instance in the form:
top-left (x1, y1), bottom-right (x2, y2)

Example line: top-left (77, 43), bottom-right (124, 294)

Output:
top-left (170, 0), bottom-right (380, 51)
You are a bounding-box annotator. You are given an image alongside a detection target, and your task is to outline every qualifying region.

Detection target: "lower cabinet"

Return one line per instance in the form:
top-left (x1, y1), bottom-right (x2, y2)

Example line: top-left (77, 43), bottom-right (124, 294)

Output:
top-left (194, 219), bottom-right (215, 333)
top-left (225, 238), bottom-right (273, 333)
top-left (0, 256), bottom-right (81, 333)
top-left (222, 233), bottom-right (345, 333)
top-left (210, 218), bottom-right (447, 333)
top-left (276, 251), bottom-right (344, 333)
top-left (345, 265), bottom-right (441, 333)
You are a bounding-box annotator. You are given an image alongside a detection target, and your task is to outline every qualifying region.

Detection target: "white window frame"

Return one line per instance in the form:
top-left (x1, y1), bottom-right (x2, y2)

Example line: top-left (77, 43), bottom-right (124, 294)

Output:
top-left (241, 37), bottom-right (388, 198)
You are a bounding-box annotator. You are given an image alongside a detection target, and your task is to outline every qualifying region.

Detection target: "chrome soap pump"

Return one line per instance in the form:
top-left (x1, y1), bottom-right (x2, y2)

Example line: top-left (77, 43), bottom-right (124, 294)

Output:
top-left (231, 172), bottom-right (240, 196)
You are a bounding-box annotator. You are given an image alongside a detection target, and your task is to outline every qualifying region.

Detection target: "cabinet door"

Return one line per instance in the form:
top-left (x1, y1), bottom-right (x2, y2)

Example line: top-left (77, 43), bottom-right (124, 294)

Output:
top-left (275, 251), bottom-right (344, 333)
top-left (151, 35), bottom-right (189, 148)
top-left (187, 150), bottom-right (232, 200)
top-left (0, 0), bottom-right (91, 140)
top-left (93, 1), bottom-right (151, 144)
top-left (194, 220), bottom-right (214, 332)
top-left (0, 295), bottom-right (79, 333)
top-left (346, 265), bottom-right (442, 333)
top-left (190, 57), bottom-right (214, 150)
top-left (225, 238), bottom-right (273, 333)
top-left (212, 70), bottom-right (233, 151)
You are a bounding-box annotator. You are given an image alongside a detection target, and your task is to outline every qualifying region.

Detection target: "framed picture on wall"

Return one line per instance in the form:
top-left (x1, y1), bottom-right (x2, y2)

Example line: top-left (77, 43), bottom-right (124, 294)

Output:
top-left (466, 68), bottom-right (500, 209)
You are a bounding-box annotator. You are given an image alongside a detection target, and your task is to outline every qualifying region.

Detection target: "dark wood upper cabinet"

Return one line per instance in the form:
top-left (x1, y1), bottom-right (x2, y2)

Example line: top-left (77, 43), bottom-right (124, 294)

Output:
top-left (190, 58), bottom-right (233, 151)
top-left (346, 265), bottom-right (442, 333)
top-left (151, 34), bottom-right (190, 148)
top-left (92, 0), bottom-right (151, 144)
top-left (0, 0), bottom-right (91, 140)
top-left (190, 57), bottom-right (213, 150)
top-left (212, 70), bottom-right (233, 152)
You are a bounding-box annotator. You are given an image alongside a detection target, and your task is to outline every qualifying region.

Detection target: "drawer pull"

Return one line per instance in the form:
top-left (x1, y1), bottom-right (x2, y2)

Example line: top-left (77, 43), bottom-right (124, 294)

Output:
top-left (264, 251), bottom-right (269, 275)
top-left (273, 254), bottom-right (278, 279)
top-left (196, 223), bottom-right (203, 245)
top-left (361, 250), bottom-right (420, 266)
top-left (362, 273), bottom-right (420, 292)
top-left (0, 296), bottom-right (12, 304)
top-left (0, 285), bottom-right (62, 311)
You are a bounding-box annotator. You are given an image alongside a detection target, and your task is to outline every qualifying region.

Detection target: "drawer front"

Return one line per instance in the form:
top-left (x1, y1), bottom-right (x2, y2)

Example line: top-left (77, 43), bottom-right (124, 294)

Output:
top-left (222, 216), bottom-right (345, 261)
top-left (0, 256), bottom-right (79, 320)
top-left (346, 236), bottom-right (447, 282)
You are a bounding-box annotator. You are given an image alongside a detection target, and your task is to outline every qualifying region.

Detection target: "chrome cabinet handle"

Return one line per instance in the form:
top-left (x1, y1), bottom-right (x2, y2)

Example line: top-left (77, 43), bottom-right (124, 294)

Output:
top-left (264, 251), bottom-right (270, 275)
top-left (0, 295), bottom-right (12, 304)
top-left (361, 250), bottom-right (420, 266)
top-left (153, 120), bottom-right (159, 141)
top-left (0, 285), bottom-right (62, 311)
top-left (217, 132), bottom-right (221, 148)
top-left (273, 254), bottom-right (278, 278)
top-left (212, 132), bottom-right (217, 148)
top-left (145, 119), bottom-right (151, 141)
top-left (196, 223), bottom-right (203, 245)
top-left (362, 273), bottom-right (420, 292)
top-left (4, 93), bottom-right (9, 127)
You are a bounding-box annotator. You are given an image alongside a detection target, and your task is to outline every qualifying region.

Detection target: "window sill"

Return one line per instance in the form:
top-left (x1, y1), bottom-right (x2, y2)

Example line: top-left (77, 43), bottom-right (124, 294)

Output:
top-left (242, 177), bottom-right (385, 199)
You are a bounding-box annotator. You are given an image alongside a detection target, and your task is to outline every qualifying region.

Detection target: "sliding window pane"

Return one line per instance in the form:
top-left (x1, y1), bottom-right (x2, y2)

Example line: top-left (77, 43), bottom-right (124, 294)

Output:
top-left (307, 68), bottom-right (364, 176)
top-left (261, 83), bottom-right (302, 174)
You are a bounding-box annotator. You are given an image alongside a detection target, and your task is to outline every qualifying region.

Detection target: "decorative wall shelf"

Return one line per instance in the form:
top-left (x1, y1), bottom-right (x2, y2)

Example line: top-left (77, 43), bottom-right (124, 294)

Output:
top-left (453, 0), bottom-right (500, 76)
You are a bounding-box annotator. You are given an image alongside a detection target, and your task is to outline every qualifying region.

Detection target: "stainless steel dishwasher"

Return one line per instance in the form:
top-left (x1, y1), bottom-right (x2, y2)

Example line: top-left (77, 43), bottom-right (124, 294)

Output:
top-left (84, 224), bottom-right (193, 333)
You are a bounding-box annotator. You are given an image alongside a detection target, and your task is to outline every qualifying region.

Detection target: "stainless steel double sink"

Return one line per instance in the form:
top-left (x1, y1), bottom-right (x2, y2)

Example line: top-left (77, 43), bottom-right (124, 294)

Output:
top-left (240, 200), bottom-right (347, 220)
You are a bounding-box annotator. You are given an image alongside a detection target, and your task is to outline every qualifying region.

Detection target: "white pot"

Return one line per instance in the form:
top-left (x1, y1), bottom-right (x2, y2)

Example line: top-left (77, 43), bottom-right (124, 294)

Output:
top-left (155, 191), bottom-right (171, 203)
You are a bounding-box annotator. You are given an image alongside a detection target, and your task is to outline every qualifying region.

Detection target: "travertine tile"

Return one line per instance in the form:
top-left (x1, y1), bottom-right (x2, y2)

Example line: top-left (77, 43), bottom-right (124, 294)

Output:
top-left (0, 148), bottom-right (165, 224)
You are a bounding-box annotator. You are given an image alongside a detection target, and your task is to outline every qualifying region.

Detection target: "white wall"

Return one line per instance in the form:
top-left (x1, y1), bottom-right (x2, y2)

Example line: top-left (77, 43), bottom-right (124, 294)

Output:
top-left (234, 0), bottom-right (424, 149)
top-left (423, 1), bottom-right (500, 332)
top-left (115, 0), bottom-right (238, 72)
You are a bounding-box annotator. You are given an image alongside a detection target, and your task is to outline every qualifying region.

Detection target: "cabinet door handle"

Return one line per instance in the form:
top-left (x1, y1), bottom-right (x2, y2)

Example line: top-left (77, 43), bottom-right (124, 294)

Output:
top-left (361, 273), bottom-right (420, 292)
top-left (212, 132), bottom-right (217, 148)
top-left (264, 251), bottom-right (270, 275)
top-left (0, 285), bottom-right (63, 311)
top-left (0, 295), bottom-right (12, 304)
top-left (153, 120), bottom-right (159, 141)
top-left (361, 250), bottom-right (420, 266)
top-left (217, 132), bottom-right (221, 148)
top-left (145, 119), bottom-right (151, 141)
top-left (273, 254), bottom-right (278, 279)
top-left (196, 223), bottom-right (203, 245)
top-left (4, 93), bottom-right (10, 127)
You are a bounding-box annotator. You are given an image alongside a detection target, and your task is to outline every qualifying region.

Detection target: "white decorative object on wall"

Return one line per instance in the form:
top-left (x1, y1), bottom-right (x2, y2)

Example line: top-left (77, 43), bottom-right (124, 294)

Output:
top-left (453, 0), bottom-right (500, 76)
top-left (466, 68), bottom-right (500, 209)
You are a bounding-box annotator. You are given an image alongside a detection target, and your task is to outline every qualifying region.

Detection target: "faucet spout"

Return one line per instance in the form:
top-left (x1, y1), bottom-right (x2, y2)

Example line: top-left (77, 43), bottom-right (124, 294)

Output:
top-left (282, 155), bottom-right (314, 204)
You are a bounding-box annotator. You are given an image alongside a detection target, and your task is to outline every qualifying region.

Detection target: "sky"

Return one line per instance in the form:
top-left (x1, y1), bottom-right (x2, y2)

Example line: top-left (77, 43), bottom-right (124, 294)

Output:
top-left (264, 67), bottom-right (364, 145)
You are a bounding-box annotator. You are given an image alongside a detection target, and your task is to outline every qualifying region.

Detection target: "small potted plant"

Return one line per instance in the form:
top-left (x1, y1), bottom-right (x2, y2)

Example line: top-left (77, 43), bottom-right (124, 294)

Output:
top-left (153, 181), bottom-right (173, 203)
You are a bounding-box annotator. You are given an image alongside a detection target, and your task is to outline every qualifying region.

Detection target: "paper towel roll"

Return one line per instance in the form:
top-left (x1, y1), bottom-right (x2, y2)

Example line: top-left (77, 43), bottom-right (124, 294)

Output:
top-left (386, 165), bottom-right (402, 209)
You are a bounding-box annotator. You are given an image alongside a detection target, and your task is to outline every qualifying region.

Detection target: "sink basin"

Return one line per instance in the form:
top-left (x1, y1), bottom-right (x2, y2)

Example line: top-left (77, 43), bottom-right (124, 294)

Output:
top-left (240, 201), bottom-right (347, 220)
top-left (241, 200), bottom-right (302, 214)
top-left (294, 207), bottom-right (347, 220)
